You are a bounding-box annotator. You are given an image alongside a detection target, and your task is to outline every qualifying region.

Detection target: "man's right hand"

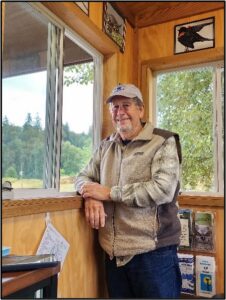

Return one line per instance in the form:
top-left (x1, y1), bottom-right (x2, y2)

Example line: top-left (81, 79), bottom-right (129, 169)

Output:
top-left (84, 198), bottom-right (107, 229)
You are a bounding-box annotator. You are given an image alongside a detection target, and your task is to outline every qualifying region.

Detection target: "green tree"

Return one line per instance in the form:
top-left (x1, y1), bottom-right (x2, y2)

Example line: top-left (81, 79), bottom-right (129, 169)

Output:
top-left (64, 62), bottom-right (94, 86)
top-left (157, 68), bottom-right (214, 191)
top-left (33, 113), bottom-right (42, 130)
top-left (5, 166), bottom-right (18, 178)
top-left (61, 141), bottom-right (87, 175)
top-left (2, 61), bottom-right (94, 185)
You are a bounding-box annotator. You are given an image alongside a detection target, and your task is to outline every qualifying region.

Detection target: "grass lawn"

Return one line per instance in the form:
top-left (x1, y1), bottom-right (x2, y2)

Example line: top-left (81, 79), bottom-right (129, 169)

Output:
top-left (3, 176), bottom-right (76, 192)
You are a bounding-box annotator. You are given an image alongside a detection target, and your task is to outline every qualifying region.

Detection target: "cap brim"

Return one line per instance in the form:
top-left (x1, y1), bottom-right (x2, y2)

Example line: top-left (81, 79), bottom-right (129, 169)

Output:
top-left (106, 94), bottom-right (132, 103)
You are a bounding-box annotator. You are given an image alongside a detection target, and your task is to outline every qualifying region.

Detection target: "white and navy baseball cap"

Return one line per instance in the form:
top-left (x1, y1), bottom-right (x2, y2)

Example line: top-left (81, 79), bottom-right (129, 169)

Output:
top-left (106, 84), bottom-right (143, 103)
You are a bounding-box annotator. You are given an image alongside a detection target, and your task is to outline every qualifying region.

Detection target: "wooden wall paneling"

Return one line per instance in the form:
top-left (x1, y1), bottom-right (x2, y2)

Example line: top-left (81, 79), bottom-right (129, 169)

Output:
top-left (50, 209), bottom-right (105, 298)
top-left (118, 20), bottom-right (136, 84)
top-left (2, 196), bottom-right (224, 297)
top-left (140, 64), bottom-right (149, 122)
top-left (41, 2), bottom-right (118, 56)
top-left (147, 67), bottom-right (154, 124)
top-left (215, 8), bottom-right (224, 47)
top-left (133, 28), bottom-right (139, 86)
top-left (102, 53), bottom-right (118, 138)
top-left (89, 2), bottom-right (103, 30)
top-left (2, 214), bottom-right (46, 255)
top-left (2, 209), bottom-right (107, 298)
top-left (142, 47), bottom-right (224, 72)
top-left (138, 9), bottom-right (224, 63)
top-left (2, 197), bottom-right (83, 218)
top-left (214, 208), bottom-right (224, 294)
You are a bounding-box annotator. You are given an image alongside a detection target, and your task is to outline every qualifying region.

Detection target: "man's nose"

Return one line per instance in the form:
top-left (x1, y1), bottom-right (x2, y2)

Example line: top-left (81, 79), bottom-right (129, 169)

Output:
top-left (117, 105), bottom-right (126, 113)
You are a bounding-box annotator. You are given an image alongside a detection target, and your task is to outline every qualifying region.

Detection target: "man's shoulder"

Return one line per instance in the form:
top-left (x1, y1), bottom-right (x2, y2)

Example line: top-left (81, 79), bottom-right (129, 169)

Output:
top-left (102, 132), bottom-right (118, 143)
top-left (153, 127), bottom-right (179, 139)
top-left (153, 127), bottom-right (182, 163)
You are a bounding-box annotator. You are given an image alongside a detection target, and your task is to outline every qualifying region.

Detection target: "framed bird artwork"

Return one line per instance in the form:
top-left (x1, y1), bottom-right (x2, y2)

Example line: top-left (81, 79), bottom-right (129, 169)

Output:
top-left (174, 17), bottom-right (215, 54)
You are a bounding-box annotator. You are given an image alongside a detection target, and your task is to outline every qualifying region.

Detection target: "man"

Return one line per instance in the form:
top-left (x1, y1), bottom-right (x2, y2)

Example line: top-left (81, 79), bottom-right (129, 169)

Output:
top-left (75, 83), bottom-right (182, 298)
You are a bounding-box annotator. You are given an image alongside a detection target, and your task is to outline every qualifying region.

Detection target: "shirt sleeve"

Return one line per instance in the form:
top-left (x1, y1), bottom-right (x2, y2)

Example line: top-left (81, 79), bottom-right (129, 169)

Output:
top-left (110, 136), bottom-right (180, 207)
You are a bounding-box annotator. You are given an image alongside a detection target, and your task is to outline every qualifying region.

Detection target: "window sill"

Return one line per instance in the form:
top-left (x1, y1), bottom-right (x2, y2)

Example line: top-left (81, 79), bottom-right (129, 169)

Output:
top-left (2, 196), bottom-right (83, 219)
top-left (2, 194), bottom-right (223, 219)
top-left (2, 189), bottom-right (79, 200)
top-left (178, 194), bottom-right (224, 207)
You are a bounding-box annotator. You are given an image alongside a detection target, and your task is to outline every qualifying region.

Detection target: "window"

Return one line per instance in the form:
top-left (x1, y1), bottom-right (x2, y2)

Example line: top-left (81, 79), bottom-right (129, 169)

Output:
top-left (154, 63), bottom-right (224, 194)
top-left (2, 2), bottom-right (48, 189)
top-left (60, 34), bottom-right (94, 192)
top-left (2, 2), bottom-right (103, 195)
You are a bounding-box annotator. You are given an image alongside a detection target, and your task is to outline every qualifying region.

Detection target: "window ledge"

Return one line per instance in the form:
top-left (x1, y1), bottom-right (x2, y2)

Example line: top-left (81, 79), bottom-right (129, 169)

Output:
top-left (2, 194), bottom-right (223, 219)
top-left (178, 194), bottom-right (224, 207)
top-left (2, 196), bottom-right (83, 219)
top-left (2, 189), bottom-right (78, 200)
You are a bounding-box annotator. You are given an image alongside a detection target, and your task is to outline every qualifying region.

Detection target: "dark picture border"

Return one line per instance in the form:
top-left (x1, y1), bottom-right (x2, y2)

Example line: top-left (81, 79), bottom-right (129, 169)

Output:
top-left (103, 2), bottom-right (126, 53)
top-left (174, 17), bottom-right (215, 55)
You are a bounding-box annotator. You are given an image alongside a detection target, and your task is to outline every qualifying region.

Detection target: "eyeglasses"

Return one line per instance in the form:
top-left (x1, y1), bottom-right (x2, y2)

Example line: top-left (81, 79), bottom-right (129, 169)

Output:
top-left (110, 102), bottom-right (134, 113)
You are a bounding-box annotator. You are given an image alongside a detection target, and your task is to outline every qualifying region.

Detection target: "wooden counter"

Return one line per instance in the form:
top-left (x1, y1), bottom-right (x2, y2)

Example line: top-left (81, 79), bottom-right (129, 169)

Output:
top-left (2, 263), bottom-right (60, 298)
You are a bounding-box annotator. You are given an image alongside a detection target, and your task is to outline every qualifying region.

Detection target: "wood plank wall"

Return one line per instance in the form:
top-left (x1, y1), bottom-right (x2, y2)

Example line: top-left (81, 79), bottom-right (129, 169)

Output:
top-left (137, 9), bottom-right (224, 119)
top-left (2, 196), bottom-right (224, 297)
top-left (2, 208), bottom-right (107, 298)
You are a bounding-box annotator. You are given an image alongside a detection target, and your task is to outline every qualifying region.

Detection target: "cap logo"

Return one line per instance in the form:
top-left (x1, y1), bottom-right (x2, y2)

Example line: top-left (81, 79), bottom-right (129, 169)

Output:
top-left (113, 85), bottom-right (125, 92)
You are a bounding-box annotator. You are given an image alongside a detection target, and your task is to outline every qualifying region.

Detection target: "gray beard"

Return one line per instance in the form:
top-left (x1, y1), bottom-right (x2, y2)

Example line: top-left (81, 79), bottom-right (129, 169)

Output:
top-left (117, 124), bottom-right (133, 133)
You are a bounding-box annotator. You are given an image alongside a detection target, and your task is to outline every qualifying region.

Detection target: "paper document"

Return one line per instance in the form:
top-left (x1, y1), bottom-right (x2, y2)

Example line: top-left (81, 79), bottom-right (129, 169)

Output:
top-left (36, 223), bottom-right (70, 269)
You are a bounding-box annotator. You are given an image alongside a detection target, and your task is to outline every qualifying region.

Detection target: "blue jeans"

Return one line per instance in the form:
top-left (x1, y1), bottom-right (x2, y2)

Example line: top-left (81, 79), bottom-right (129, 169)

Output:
top-left (105, 245), bottom-right (182, 298)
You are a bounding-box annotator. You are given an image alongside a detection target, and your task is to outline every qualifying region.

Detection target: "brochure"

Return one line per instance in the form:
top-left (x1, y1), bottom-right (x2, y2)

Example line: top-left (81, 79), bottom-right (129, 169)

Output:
top-left (178, 208), bottom-right (193, 249)
top-left (178, 253), bottom-right (195, 295)
top-left (196, 255), bottom-right (216, 297)
top-left (193, 211), bottom-right (214, 251)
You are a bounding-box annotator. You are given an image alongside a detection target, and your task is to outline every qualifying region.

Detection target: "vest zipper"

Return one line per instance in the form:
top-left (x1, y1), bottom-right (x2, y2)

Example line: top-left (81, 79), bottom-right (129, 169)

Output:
top-left (112, 143), bottom-right (127, 257)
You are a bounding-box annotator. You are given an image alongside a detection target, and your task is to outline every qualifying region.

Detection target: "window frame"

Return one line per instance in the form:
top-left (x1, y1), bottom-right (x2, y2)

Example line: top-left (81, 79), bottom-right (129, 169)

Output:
top-left (152, 61), bottom-right (224, 196)
top-left (2, 2), bottom-right (103, 199)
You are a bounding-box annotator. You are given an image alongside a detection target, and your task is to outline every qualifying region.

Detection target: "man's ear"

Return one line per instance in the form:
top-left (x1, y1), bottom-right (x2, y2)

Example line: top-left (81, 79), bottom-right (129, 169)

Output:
top-left (139, 105), bottom-right (145, 118)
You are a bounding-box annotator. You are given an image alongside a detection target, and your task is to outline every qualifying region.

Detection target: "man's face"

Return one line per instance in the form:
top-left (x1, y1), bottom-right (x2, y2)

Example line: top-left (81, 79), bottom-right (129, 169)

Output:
top-left (109, 97), bottom-right (144, 139)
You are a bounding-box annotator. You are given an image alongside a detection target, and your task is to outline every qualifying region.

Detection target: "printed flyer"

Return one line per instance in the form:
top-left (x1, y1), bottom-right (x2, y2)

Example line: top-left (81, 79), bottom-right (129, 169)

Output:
top-left (193, 211), bottom-right (214, 251)
top-left (37, 223), bottom-right (70, 270)
top-left (178, 253), bottom-right (195, 295)
top-left (178, 209), bottom-right (193, 249)
top-left (196, 255), bottom-right (216, 297)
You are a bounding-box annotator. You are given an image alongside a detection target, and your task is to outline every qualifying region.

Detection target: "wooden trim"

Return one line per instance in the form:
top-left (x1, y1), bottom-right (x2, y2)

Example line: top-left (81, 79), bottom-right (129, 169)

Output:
top-left (41, 2), bottom-right (119, 55)
top-left (178, 195), bottom-right (224, 207)
top-left (2, 196), bottom-right (83, 219)
top-left (2, 195), bottom-right (223, 219)
top-left (142, 47), bottom-right (224, 72)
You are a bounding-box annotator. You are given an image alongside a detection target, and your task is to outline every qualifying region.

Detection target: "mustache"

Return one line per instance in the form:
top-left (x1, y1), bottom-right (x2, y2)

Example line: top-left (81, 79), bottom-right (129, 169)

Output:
top-left (116, 117), bottom-right (130, 121)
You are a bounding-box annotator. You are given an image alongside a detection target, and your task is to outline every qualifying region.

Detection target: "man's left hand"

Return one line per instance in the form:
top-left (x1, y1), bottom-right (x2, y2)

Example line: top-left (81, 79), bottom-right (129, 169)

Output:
top-left (80, 182), bottom-right (111, 201)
